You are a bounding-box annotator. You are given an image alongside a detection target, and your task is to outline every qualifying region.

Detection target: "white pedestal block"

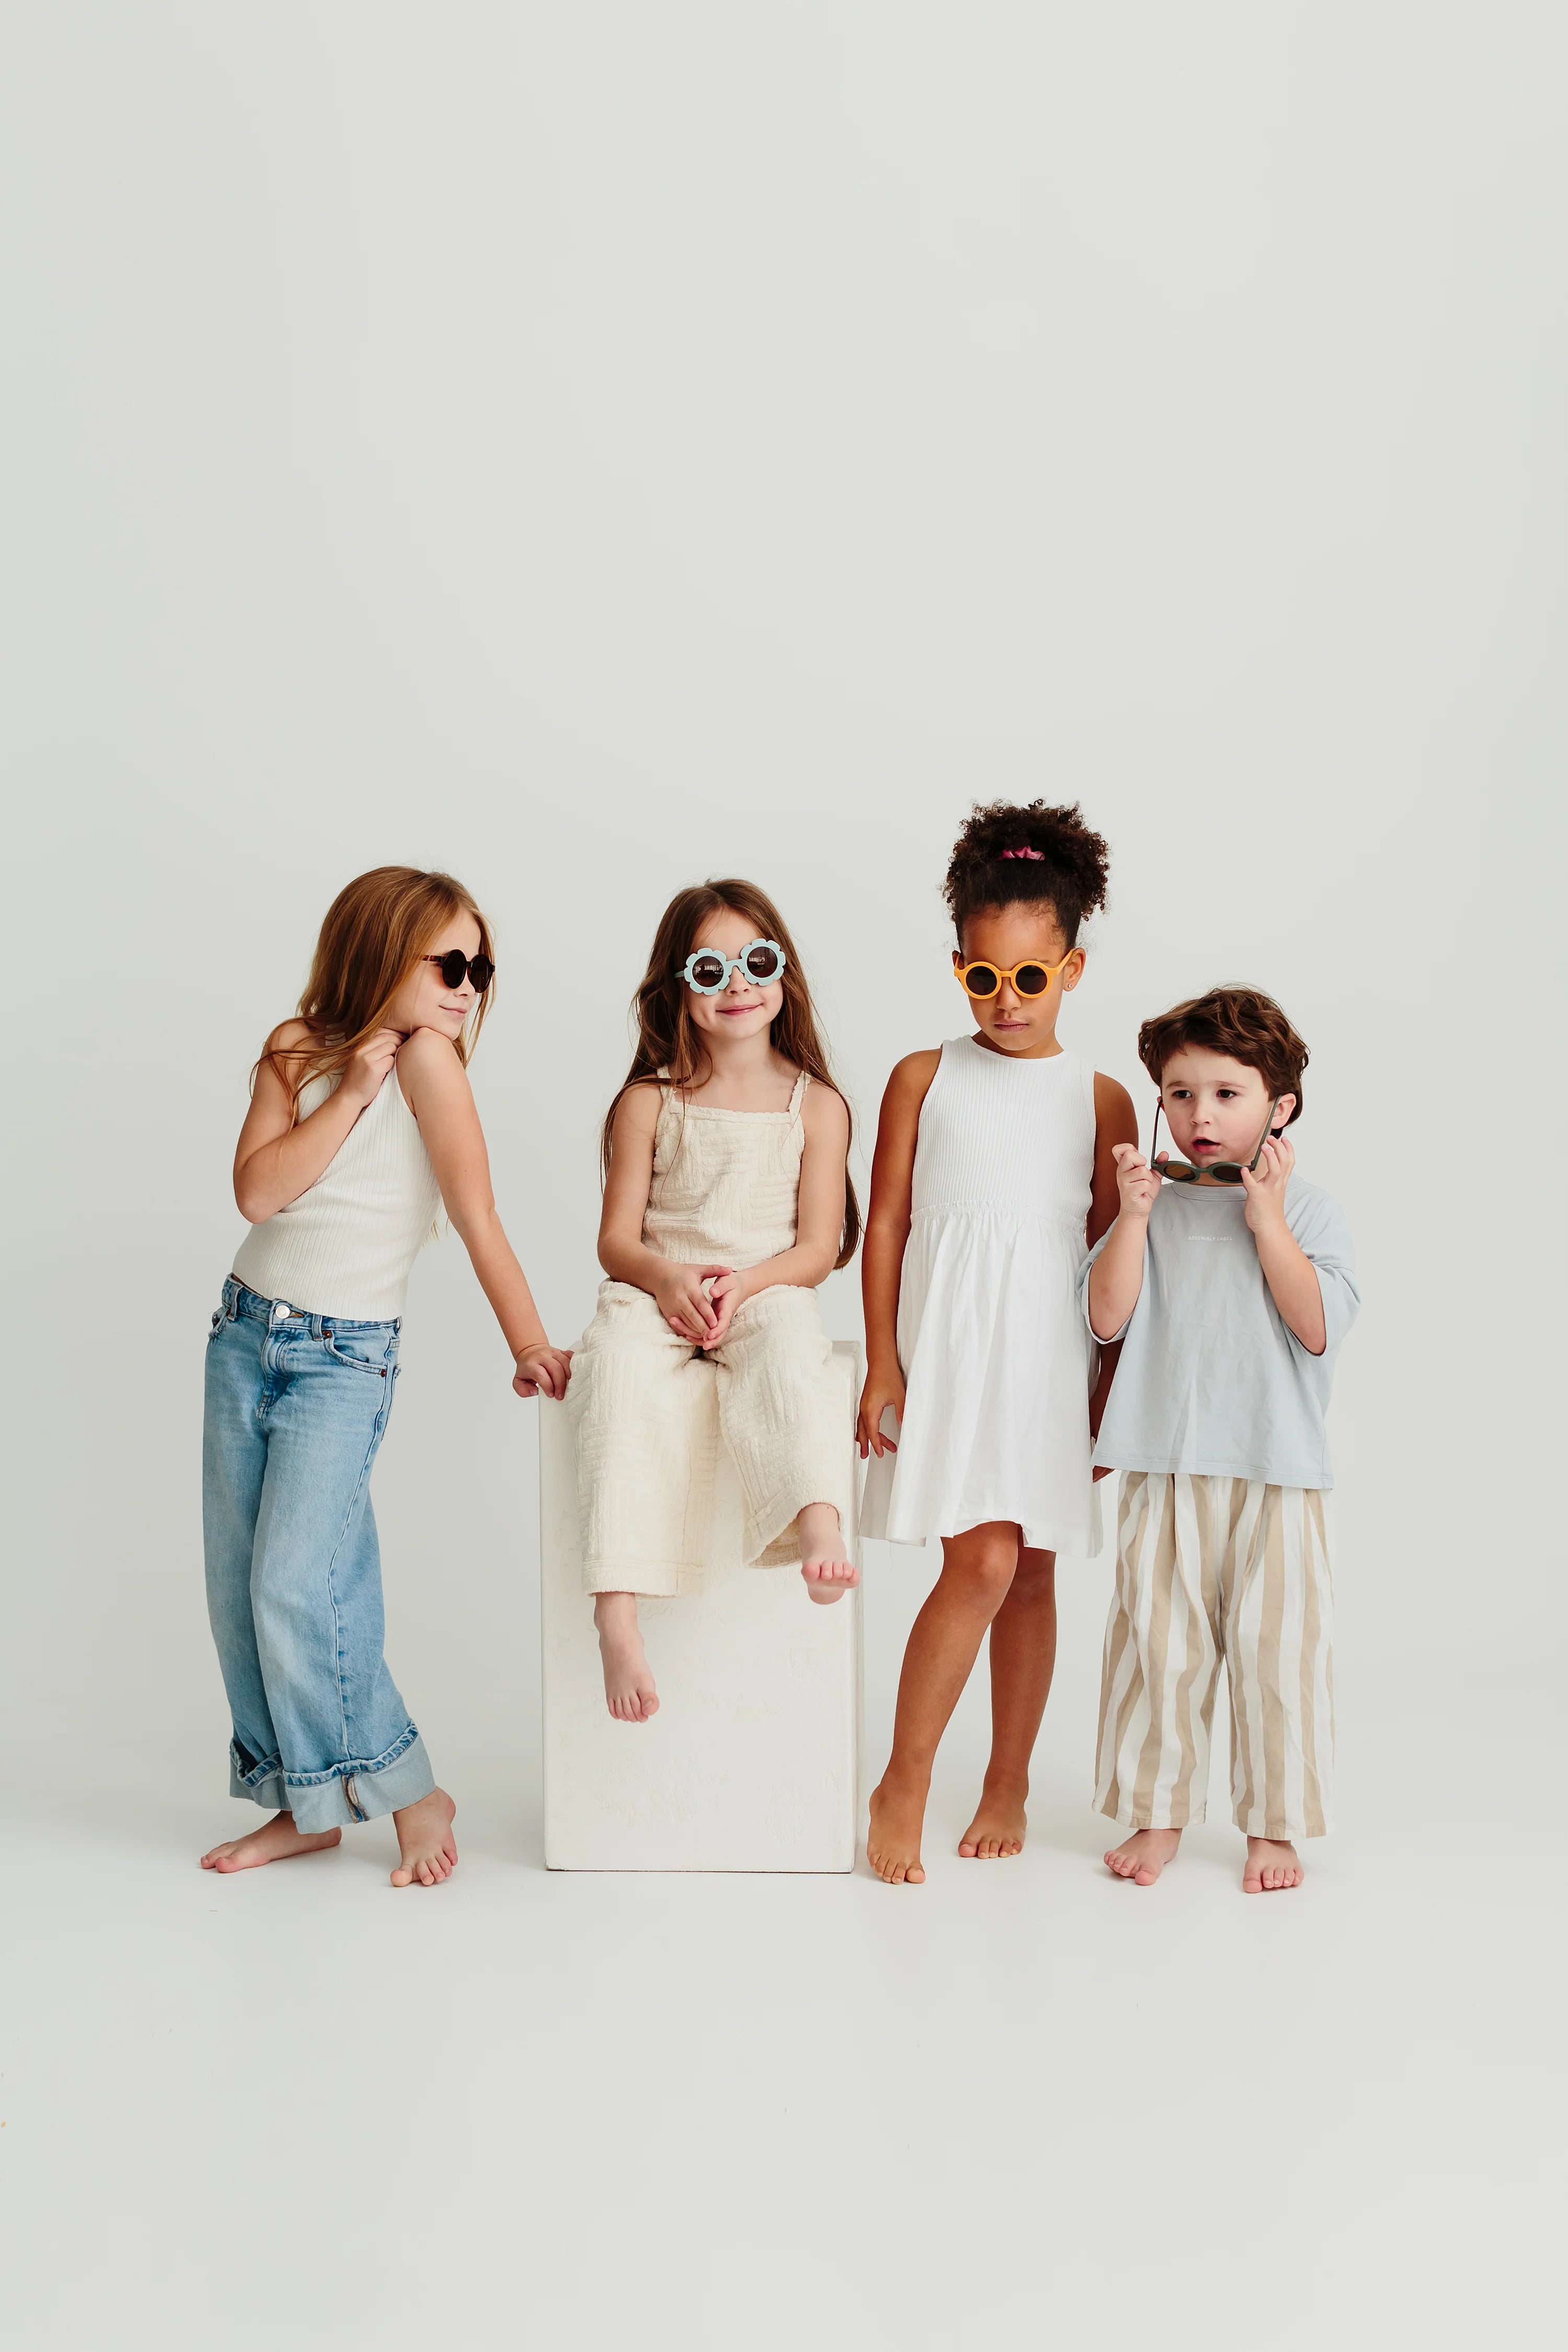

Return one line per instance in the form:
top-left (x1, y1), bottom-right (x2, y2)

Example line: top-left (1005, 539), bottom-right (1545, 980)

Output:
top-left (539, 1342), bottom-right (863, 1872)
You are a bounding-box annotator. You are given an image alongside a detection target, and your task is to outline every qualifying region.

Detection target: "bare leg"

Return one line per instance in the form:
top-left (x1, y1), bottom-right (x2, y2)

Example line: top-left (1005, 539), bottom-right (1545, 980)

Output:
top-left (390, 1788), bottom-right (458, 1887)
top-left (867, 1523), bottom-right (1020, 1885)
top-left (1243, 1837), bottom-right (1305, 1892)
top-left (1105, 1826), bottom-right (1182, 1884)
top-left (594, 1590), bottom-right (660, 1722)
top-left (959, 1546), bottom-right (1056, 1858)
top-left (201, 1812), bottom-right (342, 1872)
top-left (798, 1501), bottom-right (859, 1604)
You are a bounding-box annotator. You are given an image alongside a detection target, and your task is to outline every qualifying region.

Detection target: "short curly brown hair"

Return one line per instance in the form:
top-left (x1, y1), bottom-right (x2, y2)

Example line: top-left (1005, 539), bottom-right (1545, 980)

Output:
top-left (942, 799), bottom-right (1110, 947)
top-left (1137, 985), bottom-right (1309, 1126)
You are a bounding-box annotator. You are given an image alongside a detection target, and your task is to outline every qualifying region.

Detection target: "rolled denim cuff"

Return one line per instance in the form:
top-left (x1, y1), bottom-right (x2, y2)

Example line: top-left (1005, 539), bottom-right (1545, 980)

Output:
top-left (227, 1731), bottom-right (436, 1831)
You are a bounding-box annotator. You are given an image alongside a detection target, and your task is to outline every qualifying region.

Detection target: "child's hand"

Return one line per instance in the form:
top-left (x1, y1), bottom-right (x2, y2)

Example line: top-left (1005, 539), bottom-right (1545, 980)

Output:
top-left (513, 1343), bottom-right (572, 1400)
top-left (1240, 1131), bottom-right (1294, 1234)
top-left (653, 1262), bottom-right (731, 1342)
top-left (1111, 1142), bottom-right (1160, 1221)
top-left (701, 1269), bottom-right (750, 1350)
top-left (342, 1027), bottom-right (403, 1110)
top-left (857, 1368), bottom-right (906, 1459)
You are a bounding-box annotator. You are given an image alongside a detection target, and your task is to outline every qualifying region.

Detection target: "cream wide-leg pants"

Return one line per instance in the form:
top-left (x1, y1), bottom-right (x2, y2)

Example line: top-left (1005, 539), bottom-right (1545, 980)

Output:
top-left (564, 1281), bottom-right (852, 1596)
top-left (1094, 1472), bottom-right (1335, 1840)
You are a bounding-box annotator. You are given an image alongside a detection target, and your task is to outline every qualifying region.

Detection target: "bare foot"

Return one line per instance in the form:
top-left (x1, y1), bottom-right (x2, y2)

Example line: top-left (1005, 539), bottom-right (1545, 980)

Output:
top-left (1243, 1836), bottom-right (1304, 1893)
top-left (798, 1501), bottom-right (859, 1605)
top-left (1104, 1827), bottom-right (1182, 1886)
top-left (390, 1788), bottom-right (458, 1887)
top-left (958, 1777), bottom-right (1027, 1858)
top-left (200, 1813), bottom-right (342, 1873)
top-left (867, 1773), bottom-right (927, 1884)
top-left (594, 1591), bottom-right (660, 1722)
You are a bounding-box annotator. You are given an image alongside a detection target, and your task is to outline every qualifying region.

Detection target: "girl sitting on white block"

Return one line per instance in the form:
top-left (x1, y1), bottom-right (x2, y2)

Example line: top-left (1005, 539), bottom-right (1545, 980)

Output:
top-left (566, 880), bottom-right (861, 1723)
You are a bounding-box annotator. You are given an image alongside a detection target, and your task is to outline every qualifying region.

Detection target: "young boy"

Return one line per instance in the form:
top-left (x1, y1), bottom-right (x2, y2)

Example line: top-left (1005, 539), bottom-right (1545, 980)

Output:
top-left (1082, 986), bottom-right (1358, 1894)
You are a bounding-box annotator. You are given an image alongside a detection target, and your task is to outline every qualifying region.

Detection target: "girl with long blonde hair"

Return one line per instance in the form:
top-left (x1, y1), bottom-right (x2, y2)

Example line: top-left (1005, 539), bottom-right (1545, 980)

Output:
top-left (201, 866), bottom-right (568, 1886)
top-left (567, 879), bottom-right (860, 1722)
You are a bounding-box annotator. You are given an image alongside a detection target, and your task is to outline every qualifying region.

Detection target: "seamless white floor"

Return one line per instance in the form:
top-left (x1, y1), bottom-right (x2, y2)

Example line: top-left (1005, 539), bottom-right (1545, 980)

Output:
top-left (4, 1555), bottom-right (1557, 2352)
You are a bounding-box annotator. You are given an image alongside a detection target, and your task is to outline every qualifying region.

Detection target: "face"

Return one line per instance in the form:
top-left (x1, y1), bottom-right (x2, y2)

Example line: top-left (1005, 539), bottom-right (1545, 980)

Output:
top-left (386, 913), bottom-right (486, 1039)
top-left (683, 905), bottom-right (785, 1046)
top-left (1157, 1050), bottom-right (1295, 1172)
top-left (955, 905), bottom-right (1083, 1057)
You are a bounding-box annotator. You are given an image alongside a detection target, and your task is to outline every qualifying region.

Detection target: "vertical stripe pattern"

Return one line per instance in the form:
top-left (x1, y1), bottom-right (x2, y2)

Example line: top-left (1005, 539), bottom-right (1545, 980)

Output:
top-left (1094, 1473), bottom-right (1334, 1839)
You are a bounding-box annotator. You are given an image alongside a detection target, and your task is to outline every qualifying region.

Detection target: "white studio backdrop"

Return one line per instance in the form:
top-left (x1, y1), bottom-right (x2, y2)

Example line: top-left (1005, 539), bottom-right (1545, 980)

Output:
top-left (3, 6), bottom-right (1564, 1827)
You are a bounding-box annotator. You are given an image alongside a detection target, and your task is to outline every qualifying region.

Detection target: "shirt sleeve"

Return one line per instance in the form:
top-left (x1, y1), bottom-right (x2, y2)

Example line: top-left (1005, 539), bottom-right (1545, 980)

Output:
top-left (1077, 1228), bottom-right (1133, 1343)
top-left (1285, 1184), bottom-right (1360, 1355)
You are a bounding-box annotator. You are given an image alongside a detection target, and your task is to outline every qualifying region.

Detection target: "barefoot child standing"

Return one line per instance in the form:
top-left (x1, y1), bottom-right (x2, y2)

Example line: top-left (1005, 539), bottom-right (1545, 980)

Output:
top-left (859, 802), bottom-right (1137, 1885)
top-left (567, 880), bottom-right (860, 1723)
top-left (1086, 987), bottom-right (1358, 1894)
top-left (201, 867), bottom-right (570, 1886)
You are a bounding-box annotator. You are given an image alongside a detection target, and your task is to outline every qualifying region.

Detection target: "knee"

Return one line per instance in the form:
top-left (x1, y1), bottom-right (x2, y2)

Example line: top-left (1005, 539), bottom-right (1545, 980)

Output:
top-left (946, 1536), bottom-right (1019, 1612)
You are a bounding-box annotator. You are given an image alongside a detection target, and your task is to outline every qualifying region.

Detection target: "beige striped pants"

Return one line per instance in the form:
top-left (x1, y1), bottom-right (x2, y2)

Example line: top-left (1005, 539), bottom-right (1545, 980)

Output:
top-left (1094, 1473), bottom-right (1334, 1840)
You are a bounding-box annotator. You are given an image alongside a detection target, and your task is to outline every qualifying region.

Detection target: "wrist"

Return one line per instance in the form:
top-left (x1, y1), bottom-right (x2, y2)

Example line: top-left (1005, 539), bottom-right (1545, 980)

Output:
top-left (512, 1330), bottom-right (550, 1362)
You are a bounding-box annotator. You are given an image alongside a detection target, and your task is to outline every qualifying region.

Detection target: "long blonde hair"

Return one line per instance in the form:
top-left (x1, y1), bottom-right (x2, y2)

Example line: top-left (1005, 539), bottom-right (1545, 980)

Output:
top-left (602, 878), bottom-right (861, 1269)
top-left (259, 865), bottom-right (494, 1112)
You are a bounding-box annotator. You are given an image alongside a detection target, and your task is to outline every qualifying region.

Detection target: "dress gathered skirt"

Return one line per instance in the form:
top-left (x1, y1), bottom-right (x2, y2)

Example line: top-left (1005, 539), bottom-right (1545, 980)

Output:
top-left (861, 1037), bottom-right (1100, 1557)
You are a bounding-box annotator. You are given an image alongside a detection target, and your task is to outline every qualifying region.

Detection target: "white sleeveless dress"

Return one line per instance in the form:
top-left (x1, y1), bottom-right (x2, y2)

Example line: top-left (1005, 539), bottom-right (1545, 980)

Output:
top-left (862, 1037), bottom-right (1099, 1556)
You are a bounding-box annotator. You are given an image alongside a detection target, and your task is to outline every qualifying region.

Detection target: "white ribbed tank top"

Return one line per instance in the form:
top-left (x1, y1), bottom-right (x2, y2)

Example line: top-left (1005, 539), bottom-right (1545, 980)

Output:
top-left (230, 1069), bottom-right (442, 1321)
top-left (907, 1037), bottom-right (1096, 1228)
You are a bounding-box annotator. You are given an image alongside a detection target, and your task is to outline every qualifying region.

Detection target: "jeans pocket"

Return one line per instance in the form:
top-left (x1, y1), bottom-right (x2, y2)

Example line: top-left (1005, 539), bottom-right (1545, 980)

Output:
top-left (322, 1327), bottom-right (395, 1376)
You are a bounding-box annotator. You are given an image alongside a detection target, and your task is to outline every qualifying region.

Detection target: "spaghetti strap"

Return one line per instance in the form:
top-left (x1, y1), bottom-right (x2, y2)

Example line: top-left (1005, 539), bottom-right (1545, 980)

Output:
top-left (787, 1070), bottom-right (810, 1119)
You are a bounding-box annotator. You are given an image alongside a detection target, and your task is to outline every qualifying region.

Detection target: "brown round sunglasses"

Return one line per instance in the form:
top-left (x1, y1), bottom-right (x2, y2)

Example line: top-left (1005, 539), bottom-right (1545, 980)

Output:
top-left (422, 950), bottom-right (494, 991)
top-left (1150, 1097), bottom-right (1281, 1183)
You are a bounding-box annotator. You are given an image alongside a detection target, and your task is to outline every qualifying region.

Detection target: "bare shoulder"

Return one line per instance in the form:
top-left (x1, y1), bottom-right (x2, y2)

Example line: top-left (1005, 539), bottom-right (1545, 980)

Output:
top-left (396, 1025), bottom-right (469, 1115)
top-left (255, 1017), bottom-right (316, 1098)
top-left (1093, 1070), bottom-right (1138, 1130)
top-left (266, 1016), bottom-right (315, 1053)
top-left (800, 1078), bottom-right (850, 1141)
top-left (886, 1047), bottom-right (943, 1106)
top-left (610, 1079), bottom-right (663, 1138)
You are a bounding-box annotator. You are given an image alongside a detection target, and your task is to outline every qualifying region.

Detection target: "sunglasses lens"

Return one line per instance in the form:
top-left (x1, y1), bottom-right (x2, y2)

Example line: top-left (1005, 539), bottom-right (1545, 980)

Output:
top-left (439, 950), bottom-right (467, 987)
top-left (1014, 964), bottom-right (1049, 996)
top-left (689, 954), bottom-right (727, 991)
top-left (469, 955), bottom-right (494, 992)
top-left (965, 965), bottom-right (1001, 998)
top-left (1163, 1162), bottom-right (1197, 1182)
top-left (1212, 1165), bottom-right (1244, 1184)
top-left (744, 946), bottom-right (781, 983)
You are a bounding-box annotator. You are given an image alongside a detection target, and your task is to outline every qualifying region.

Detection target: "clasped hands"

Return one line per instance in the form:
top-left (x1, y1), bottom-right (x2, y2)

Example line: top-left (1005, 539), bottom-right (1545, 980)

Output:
top-left (653, 1261), bottom-right (751, 1348)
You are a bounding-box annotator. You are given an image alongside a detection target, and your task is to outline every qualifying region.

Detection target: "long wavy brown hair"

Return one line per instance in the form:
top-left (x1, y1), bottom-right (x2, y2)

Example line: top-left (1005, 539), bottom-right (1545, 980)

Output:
top-left (257, 865), bottom-right (495, 1114)
top-left (602, 878), bottom-right (861, 1268)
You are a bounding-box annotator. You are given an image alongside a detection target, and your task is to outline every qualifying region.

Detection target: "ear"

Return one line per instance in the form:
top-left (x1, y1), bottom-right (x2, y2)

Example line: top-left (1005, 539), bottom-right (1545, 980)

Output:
top-left (1060, 946), bottom-right (1087, 994)
top-left (1272, 1092), bottom-right (1297, 1130)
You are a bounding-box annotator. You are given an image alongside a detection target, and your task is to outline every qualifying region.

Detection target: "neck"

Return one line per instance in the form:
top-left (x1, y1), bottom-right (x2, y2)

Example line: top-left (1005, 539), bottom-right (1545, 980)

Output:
top-left (972, 1023), bottom-right (1065, 1062)
top-left (690, 1025), bottom-right (781, 1088)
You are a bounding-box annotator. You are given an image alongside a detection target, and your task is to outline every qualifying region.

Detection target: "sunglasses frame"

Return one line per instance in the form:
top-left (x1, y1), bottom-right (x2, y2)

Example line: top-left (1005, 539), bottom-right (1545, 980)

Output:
top-left (422, 951), bottom-right (494, 992)
top-left (1150, 1096), bottom-right (1282, 1184)
top-left (953, 950), bottom-right (1077, 1001)
top-left (679, 939), bottom-right (788, 996)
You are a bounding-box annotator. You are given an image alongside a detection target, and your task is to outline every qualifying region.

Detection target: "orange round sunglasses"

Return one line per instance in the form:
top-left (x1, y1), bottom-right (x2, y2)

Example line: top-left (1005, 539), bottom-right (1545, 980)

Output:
top-left (953, 950), bottom-right (1076, 1000)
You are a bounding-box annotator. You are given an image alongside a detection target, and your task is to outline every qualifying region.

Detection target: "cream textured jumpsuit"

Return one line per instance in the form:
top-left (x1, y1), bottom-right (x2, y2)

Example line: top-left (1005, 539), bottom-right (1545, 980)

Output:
top-left (565, 1071), bottom-right (852, 1595)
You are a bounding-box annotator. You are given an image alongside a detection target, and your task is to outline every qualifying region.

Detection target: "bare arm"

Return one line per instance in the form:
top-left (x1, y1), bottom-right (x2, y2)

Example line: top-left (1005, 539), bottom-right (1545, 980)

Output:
top-left (1241, 1133), bottom-right (1328, 1355)
top-left (395, 1028), bottom-right (570, 1398)
top-left (1087, 1074), bottom-right (1139, 1466)
top-left (701, 1085), bottom-right (850, 1345)
top-left (233, 1020), bottom-right (401, 1223)
top-left (856, 1050), bottom-right (940, 1459)
top-left (594, 1085), bottom-right (733, 1342)
top-left (1087, 1144), bottom-right (1160, 1342)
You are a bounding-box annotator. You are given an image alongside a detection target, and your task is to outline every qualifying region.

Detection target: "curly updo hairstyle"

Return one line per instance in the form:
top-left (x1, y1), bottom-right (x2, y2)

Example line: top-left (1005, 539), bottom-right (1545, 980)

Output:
top-left (942, 800), bottom-right (1111, 949)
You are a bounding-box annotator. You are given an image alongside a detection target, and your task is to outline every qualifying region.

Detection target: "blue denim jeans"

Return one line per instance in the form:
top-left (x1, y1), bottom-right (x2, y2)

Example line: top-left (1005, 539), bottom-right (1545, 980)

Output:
top-left (202, 1277), bottom-right (436, 1832)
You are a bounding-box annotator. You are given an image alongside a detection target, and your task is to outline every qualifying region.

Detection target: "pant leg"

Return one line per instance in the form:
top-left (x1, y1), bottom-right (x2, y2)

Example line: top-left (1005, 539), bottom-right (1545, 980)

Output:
top-left (1221, 1483), bottom-right (1335, 1840)
top-left (246, 1318), bottom-right (434, 1832)
top-left (710, 1286), bottom-right (851, 1566)
top-left (564, 1282), bottom-right (719, 1595)
top-left (202, 1299), bottom-right (285, 1806)
top-left (1093, 1472), bottom-right (1227, 1829)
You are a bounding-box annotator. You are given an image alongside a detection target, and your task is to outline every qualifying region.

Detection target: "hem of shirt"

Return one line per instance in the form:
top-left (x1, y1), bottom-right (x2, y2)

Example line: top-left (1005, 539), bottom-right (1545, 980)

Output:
top-left (1092, 1454), bottom-right (1332, 1492)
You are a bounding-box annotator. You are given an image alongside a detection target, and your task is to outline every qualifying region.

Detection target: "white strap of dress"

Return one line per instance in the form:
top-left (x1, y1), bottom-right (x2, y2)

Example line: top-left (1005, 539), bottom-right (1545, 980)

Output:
top-left (788, 1070), bottom-right (810, 1118)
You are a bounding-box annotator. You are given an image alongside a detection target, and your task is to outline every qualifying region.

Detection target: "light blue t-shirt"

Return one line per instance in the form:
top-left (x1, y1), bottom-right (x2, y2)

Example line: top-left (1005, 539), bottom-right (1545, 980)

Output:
top-left (1079, 1175), bottom-right (1359, 1491)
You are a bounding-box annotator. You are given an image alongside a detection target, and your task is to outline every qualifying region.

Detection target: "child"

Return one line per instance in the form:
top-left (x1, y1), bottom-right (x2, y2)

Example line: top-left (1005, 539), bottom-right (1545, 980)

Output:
top-left (859, 802), bottom-right (1137, 1885)
top-left (567, 880), bottom-right (860, 1723)
top-left (201, 866), bottom-right (569, 1886)
top-left (1084, 986), bottom-right (1358, 1894)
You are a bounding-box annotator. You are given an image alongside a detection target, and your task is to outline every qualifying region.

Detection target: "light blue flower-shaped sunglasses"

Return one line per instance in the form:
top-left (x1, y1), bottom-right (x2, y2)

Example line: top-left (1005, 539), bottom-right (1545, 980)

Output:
top-left (679, 939), bottom-right (788, 995)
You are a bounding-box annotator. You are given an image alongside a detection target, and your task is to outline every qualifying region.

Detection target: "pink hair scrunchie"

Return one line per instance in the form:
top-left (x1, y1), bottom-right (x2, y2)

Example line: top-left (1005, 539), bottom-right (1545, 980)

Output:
top-left (1000, 846), bottom-right (1044, 860)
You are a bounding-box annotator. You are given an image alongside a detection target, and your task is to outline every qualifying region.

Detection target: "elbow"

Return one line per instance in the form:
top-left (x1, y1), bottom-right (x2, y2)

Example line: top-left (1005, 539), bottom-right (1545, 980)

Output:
top-left (234, 1179), bottom-right (268, 1224)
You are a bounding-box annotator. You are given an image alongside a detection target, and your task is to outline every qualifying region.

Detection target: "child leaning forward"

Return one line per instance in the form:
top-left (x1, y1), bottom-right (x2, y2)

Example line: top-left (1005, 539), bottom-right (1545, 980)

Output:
top-left (1083, 986), bottom-right (1359, 1894)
